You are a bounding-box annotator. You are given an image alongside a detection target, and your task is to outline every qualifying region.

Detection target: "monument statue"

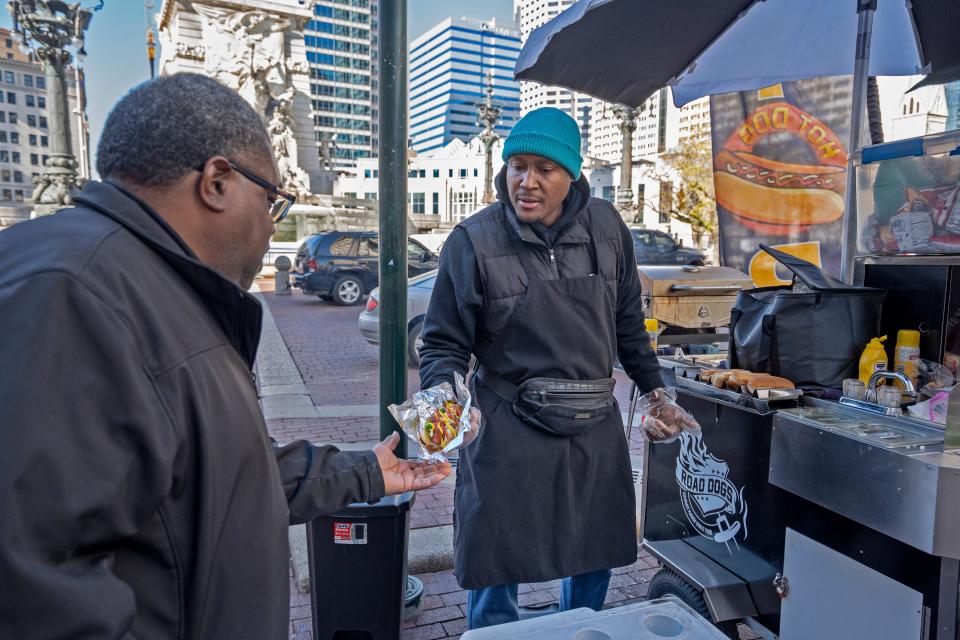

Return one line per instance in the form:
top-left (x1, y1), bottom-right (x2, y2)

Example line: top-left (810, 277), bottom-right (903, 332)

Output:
top-left (267, 86), bottom-right (312, 200)
top-left (194, 5), bottom-right (313, 199)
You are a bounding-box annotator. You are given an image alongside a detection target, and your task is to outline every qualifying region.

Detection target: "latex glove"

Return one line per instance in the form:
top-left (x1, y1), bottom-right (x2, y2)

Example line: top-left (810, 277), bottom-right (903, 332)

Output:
top-left (462, 407), bottom-right (482, 446)
top-left (373, 432), bottom-right (453, 494)
top-left (638, 387), bottom-right (701, 443)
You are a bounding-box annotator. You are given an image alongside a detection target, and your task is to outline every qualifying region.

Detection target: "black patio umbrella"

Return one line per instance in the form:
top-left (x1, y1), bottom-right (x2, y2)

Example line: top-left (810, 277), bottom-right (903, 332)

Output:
top-left (515, 0), bottom-right (960, 282)
top-left (515, 0), bottom-right (960, 109)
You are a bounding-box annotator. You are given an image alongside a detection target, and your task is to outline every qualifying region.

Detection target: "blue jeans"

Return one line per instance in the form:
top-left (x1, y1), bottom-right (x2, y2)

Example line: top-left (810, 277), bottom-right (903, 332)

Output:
top-left (466, 569), bottom-right (613, 630)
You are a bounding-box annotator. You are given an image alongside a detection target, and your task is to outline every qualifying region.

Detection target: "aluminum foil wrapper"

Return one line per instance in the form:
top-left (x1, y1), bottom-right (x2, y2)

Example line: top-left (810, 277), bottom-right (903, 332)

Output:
top-left (388, 372), bottom-right (474, 462)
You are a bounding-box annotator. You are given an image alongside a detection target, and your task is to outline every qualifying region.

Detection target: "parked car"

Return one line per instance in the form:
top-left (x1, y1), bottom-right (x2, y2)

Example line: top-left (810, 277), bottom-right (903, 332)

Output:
top-left (358, 270), bottom-right (436, 367)
top-left (631, 228), bottom-right (706, 266)
top-left (293, 232), bottom-right (439, 305)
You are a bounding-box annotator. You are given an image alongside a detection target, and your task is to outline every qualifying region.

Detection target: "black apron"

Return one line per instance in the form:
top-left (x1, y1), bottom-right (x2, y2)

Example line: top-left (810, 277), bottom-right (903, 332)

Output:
top-left (454, 221), bottom-right (637, 589)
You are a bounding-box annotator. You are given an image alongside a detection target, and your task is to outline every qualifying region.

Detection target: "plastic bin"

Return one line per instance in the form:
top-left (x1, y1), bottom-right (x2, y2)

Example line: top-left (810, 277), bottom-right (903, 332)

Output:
top-left (855, 129), bottom-right (960, 255)
top-left (307, 491), bottom-right (415, 640)
top-left (460, 597), bottom-right (729, 639)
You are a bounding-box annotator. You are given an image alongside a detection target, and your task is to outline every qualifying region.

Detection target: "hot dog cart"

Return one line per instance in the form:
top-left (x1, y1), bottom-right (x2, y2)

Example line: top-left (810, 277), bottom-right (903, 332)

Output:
top-left (639, 129), bottom-right (960, 639)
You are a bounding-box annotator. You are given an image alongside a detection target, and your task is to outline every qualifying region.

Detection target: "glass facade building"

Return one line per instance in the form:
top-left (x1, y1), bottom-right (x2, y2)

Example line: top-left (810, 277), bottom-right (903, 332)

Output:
top-left (305, 0), bottom-right (378, 170)
top-left (408, 17), bottom-right (521, 154)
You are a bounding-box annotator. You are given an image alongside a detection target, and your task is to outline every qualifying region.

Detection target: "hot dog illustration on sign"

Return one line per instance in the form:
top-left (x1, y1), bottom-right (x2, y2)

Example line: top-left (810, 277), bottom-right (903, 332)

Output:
top-left (675, 431), bottom-right (749, 554)
top-left (714, 90), bottom-right (848, 236)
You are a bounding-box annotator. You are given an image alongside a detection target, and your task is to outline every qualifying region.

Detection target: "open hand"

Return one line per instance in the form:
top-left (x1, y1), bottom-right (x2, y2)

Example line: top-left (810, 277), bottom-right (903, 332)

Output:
top-left (373, 432), bottom-right (453, 495)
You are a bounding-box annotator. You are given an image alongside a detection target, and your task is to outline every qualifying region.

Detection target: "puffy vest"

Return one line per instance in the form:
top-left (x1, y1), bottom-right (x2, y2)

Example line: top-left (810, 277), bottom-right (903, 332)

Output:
top-left (460, 199), bottom-right (625, 358)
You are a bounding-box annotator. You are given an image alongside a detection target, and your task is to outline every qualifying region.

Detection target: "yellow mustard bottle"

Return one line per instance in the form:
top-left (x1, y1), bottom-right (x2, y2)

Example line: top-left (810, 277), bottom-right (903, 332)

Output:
top-left (859, 336), bottom-right (888, 384)
top-left (645, 318), bottom-right (659, 352)
top-left (894, 329), bottom-right (921, 387)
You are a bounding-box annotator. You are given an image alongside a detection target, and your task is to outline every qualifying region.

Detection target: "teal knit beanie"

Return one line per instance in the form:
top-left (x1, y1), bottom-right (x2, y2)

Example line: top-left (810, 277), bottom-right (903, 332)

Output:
top-left (502, 107), bottom-right (583, 180)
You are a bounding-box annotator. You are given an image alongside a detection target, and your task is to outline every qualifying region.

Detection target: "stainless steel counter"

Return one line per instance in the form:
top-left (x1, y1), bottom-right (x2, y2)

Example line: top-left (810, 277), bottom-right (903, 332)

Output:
top-left (770, 400), bottom-right (960, 560)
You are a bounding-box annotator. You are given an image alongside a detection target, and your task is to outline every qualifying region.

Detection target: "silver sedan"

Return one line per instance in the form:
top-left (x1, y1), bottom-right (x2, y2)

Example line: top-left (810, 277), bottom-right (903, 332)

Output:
top-left (358, 270), bottom-right (437, 368)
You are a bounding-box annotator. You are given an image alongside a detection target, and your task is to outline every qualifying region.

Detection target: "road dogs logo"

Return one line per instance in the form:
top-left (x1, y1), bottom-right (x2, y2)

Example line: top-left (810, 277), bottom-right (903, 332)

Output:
top-left (675, 431), bottom-right (749, 553)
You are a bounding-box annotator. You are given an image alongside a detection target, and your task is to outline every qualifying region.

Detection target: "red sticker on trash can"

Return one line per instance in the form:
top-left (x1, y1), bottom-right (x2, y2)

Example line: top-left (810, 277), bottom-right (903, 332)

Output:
top-left (334, 522), bottom-right (367, 545)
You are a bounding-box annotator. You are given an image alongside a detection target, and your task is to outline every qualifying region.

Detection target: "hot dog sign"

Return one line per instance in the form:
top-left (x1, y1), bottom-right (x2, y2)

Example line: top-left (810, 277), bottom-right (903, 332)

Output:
top-left (710, 80), bottom-right (853, 285)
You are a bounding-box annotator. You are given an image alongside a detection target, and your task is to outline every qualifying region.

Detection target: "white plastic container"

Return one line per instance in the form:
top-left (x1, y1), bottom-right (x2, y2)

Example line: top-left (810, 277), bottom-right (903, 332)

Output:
top-left (460, 597), bottom-right (729, 639)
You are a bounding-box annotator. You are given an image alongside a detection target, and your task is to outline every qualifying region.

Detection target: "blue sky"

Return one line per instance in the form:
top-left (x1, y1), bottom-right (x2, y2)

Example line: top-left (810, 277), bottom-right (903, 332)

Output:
top-left (0, 0), bottom-right (515, 174)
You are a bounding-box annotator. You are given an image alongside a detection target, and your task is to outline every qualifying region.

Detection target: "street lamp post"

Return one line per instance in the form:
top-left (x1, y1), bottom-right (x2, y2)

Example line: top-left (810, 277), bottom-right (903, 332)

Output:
top-left (8, 0), bottom-right (99, 217)
top-left (476, 72), bottom-right (500, 205)
top-left (612, 104), bottom-right (637, 211)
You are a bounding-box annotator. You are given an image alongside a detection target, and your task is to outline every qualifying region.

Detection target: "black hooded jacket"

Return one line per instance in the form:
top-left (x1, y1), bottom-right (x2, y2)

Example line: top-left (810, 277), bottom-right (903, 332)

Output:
top-left (0, 181), bottom-right (385, 639)
top-left (419, 167), bottom-right (663, 392)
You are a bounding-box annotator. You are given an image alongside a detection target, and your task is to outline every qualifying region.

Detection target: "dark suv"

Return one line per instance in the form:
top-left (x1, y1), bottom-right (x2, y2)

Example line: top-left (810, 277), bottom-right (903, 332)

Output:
top-left (293, 231), bottom-right (439, 305)
top-left (631, 228), bottom-right (706, 266)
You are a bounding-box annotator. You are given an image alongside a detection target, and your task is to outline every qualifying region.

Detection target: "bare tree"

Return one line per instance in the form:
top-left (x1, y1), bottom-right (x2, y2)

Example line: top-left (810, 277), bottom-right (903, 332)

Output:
top-left (640, 130), bottom-right (718, 253)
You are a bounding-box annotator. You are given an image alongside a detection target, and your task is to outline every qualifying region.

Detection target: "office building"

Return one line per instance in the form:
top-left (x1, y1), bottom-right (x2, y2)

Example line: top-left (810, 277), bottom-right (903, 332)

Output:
top-left (409, 17), bottom-right (521, 154)
top-left (305, 0), bottom-right (379, 170)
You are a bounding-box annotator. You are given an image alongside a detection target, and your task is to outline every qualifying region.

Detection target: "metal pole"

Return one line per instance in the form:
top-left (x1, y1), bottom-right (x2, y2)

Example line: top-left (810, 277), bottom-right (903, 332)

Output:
top-left (10, 1), bottom-right (95, 216)
top-left (477, 71), bottom-right (500, 205)
top-left (46, 52), bottom-right (73, 158)
top-left (840, 0), bottom-right (876, 284)
top-left (378, 0), bottom-right (409, 458)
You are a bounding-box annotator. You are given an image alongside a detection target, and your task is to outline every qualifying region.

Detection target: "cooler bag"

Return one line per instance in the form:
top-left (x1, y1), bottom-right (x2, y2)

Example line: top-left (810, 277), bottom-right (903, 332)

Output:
top-left (728, 245), bottom-right (886, 390)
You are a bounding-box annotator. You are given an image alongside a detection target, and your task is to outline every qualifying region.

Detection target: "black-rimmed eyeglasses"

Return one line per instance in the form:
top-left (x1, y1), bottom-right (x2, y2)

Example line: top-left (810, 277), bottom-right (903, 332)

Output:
top-left (195, 159), bottom-right (296, 223)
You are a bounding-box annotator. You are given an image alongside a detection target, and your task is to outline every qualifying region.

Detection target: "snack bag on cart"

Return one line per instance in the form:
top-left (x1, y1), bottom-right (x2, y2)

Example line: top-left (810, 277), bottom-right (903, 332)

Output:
top-left (638, 387), bottom-right (701, 444)
top-left (388, 372), bottom-right (475, 462)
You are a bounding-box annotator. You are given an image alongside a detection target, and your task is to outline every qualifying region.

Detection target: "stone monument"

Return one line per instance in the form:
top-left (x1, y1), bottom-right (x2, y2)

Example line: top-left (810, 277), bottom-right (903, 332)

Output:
top-left (158, 0), bottom-right (327, 197)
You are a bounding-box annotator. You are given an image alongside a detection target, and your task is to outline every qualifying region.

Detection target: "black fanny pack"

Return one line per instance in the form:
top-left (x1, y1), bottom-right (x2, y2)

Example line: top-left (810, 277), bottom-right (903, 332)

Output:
top-left (477, 367), bottom-right (616, 437)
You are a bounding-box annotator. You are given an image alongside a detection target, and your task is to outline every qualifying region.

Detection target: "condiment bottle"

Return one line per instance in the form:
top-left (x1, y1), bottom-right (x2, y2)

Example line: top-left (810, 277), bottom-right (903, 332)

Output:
top-left (859, 336), bottom-right (888, 384)
top-left (894, 329), bottom-right (921, 388)
top-left (645, 318), bottom-right (659, 352)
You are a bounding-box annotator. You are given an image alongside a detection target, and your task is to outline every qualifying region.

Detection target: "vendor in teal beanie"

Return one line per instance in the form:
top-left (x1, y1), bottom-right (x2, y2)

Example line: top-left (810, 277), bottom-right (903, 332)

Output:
top-left (496, 107), bottom-right (586, 233)
top-left (502, 106), bottom-right (584, 180)
top-left (419, 105), bottom-right (668, 633)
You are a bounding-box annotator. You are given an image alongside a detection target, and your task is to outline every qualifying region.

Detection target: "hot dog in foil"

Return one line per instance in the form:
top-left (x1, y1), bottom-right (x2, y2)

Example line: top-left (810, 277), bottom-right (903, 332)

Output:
top-left (388, 372), bottom-right (474, 462)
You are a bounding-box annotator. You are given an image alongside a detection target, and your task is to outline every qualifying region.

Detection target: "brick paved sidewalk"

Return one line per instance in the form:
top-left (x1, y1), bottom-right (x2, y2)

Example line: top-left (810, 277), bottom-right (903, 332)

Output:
top-left (287, 553), bottom-right (663, 640)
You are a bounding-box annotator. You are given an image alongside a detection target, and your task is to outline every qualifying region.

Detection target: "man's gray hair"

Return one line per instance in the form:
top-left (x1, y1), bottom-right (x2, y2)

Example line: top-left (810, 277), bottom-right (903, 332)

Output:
top-left (96, 73), bottom-right (272, 188)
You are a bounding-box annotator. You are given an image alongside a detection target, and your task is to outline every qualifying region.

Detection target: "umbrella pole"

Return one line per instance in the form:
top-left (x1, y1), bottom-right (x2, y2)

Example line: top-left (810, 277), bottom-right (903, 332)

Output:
top-left (841, 0), bottom-right (877, 284)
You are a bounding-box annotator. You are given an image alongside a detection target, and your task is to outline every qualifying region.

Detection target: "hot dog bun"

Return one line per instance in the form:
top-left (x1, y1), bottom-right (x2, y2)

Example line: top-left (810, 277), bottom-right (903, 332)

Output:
top-left (712, 370), bottom-right (747, 389)
top-left (746, 375), bottom-right (795, 393)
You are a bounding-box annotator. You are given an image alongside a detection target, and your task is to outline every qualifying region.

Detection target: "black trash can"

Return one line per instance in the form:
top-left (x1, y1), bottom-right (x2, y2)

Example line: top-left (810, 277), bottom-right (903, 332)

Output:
top-left (307, 491), bottom-right (415, 640)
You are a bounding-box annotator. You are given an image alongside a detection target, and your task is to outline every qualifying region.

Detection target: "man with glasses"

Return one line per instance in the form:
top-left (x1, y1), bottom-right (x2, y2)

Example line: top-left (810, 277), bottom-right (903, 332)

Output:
top-left (0, 73), bottom-right (451, 639)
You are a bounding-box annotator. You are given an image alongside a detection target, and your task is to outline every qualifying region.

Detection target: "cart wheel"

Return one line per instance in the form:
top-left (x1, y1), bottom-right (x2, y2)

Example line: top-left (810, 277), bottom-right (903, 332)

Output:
top-left (647, 568), bottom-right (740, 639)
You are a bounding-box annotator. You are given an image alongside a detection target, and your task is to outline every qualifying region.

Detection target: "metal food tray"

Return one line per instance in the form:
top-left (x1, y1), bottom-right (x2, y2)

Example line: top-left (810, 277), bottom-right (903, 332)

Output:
top-left (779, 405), bottom-right (942, 449)
top-left (747, 386), bottom-right (804, 401)
top-left (656, 356), bottom-right (717, 380)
